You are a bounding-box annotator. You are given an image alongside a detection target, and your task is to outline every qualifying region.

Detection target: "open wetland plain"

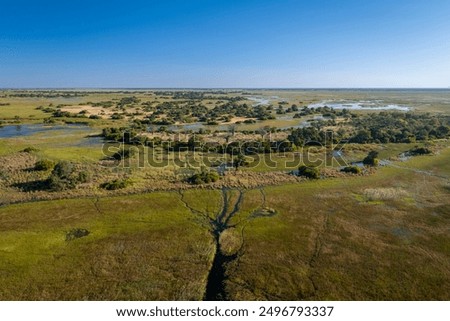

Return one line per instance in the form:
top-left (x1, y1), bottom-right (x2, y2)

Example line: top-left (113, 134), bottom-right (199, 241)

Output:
top-left (0, 89), bottom-right (449, 300)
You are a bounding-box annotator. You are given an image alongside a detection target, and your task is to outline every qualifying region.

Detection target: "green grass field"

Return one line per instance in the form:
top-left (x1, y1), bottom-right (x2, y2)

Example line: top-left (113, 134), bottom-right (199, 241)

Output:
top-left (0, 147), bottom-right (448, 300)
top-left (0, 192), bottom-right (214, 300)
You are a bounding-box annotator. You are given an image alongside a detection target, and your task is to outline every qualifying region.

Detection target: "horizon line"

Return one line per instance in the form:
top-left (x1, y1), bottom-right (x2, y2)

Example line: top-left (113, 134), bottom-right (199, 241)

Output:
top-left (1, 87), bottom-right (450, 91)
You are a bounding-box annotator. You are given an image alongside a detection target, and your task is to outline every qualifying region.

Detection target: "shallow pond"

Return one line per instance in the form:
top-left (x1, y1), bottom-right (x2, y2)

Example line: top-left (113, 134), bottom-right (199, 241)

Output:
top-left (246, 96), bottom-right (271, 106)
top-left (0, 123), bottom-right (92, 138)
top-left (0, 123), bottom-right (102, 146)
top-left (308, 100), bottom-right (410, 111)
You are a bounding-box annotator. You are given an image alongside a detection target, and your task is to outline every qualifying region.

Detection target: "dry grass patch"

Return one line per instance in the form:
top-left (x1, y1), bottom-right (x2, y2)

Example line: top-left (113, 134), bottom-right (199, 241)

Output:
top-left (363, 187), bottom-right (409, 201)
top-left (219, 228), bottom-right (242, 256)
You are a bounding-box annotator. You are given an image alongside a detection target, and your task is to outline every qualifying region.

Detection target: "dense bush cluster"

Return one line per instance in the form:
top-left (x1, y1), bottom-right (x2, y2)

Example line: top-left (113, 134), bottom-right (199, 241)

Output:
top-left (288, 112), bottom-right (450, 146)
top-left (288, 127), bottom-right (336, 146)
top-left (408, 146), bottom-right (432, 155)
top-left (188, 171), bottom-right (220, 184)
top-left (349, 112), bottom-right (449, 143)
top-left (232, 153), bottom-right (250, 169)
top-left (341, 166), bottom-right (362, 174)
top-left (143, 100), bottom-right (274, 125)
top-left (101, 127), bottom-right (294, 156)
top-left (297, 165), bottom-right (320, 179)
top-left (34, 159), bottom-right (55, 171)
top-left (118, 96), bottom-right (141, 108)
top-left (101, 127), bottom-right (141, 143)
top-left (363, 151), bottom-right (379, 167)
top-left (47, 161), bottom-right (90, 191)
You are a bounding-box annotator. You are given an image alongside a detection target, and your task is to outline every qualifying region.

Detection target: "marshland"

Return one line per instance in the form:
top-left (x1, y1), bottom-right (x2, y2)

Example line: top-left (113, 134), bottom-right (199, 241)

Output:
top-left (0, 89), bottom-right (449, 300)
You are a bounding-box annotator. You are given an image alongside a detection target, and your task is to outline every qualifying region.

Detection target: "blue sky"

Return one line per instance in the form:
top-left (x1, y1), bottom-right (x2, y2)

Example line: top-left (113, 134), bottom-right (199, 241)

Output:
top-left (1, 0), bottom-right (449, 88)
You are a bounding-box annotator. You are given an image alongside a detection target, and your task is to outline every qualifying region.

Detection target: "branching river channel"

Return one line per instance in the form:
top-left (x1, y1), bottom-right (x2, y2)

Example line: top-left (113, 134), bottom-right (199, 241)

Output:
top-left (178, 187), bottom-right (277, 300)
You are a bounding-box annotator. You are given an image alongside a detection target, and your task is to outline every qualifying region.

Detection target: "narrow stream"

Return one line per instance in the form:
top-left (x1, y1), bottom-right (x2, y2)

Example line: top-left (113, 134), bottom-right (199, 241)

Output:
top-left (203, 188), bottom-right (244, 301)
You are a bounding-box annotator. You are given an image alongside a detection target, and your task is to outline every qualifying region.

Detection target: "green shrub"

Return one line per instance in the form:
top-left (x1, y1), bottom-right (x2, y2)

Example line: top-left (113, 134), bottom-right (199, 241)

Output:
top-left (66, 228), bottom-right (90, 241)
top-left (43, 118), bottom-right (56, 124)
top-left (52, 161), bottom-right (73, 179)
top-left (110, 113), bottom-right (124, 120)
top-left (48, 161), bottom-right (76, 191)
top-left (233, 154), bottom-right (250, 170)
top-left (363, 151), bottom-right (379, 167)
top-left (48, 175), bottom-right (75, 191)
top-left (34, 159), bottom-right (55, 171)
top-left (112, 147), bottom-right (136, 161)
top-left (100, 179), bottom-right (130, 190)
top-left (52, 110), bottom-right (72, 117)
top-left (298, 165), bottom-right (320, 179)
top-left (188, 171), bottom-right (220, 184)
top-left (341, 166), bottom-right (362, 174)
top-left (23, 147), bottom-right (39, 153)
top-left (77, 171), bottom-right (91, 183)
top-left (409, 147), bottom-right (432, 155)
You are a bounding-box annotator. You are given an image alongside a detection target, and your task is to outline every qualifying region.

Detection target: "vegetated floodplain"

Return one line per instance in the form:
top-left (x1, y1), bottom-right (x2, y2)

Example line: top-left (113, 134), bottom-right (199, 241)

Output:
top-left (0, 89), bottom-right (449, 300)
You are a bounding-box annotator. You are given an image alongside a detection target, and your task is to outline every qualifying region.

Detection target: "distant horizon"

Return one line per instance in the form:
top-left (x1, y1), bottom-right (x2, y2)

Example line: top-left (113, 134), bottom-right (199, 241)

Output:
top-left (1, 87), bottom-right (450, 91)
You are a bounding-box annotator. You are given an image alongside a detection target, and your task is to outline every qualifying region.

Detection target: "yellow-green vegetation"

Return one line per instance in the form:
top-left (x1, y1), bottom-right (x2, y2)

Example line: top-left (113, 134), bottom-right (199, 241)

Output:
top-left (0, 193), bottom-right (214, 300)
top-left (224, 154), bottom-right (449, 300)
top-left (0, 150), bottom-right (448, 300)
top-left (1, 89), bottom-right (449, 301)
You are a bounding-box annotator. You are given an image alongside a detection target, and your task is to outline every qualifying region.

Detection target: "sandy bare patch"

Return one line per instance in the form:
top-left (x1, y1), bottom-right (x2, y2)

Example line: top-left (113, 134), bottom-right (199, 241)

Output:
top-left (61, 105), bottom-right (109, 118)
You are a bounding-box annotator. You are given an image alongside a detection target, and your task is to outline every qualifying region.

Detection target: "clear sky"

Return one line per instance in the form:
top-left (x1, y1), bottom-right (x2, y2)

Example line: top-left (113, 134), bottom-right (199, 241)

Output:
top-left (1, 0), bottom-right (449, 88)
